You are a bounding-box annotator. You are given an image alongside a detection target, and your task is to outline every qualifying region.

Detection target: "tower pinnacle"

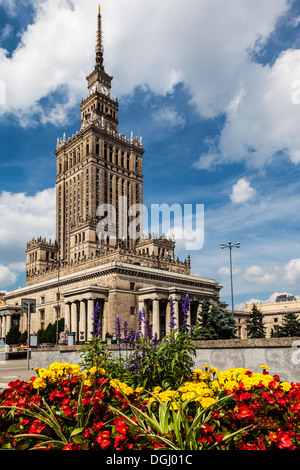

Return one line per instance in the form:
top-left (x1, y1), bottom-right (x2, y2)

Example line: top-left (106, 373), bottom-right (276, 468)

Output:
top-left (96, 4), bottom-right (104, 69)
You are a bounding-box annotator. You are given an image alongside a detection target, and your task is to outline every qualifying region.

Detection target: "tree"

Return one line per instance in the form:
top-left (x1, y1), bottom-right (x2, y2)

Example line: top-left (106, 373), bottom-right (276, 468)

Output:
top-left (246, 304), bottom-right (266, 339)
top-left (6, 325), bottom-right (21, 345)
top-left (272, 312), bottom-right (300, 338)
top-left (192, 301), bottom-right (216, 339)
top-left (208, 304), bottom-right (237, 339)
top-left (19, 330), bottom-right (28, 344)
top-left (192, 301), bottom-right (236, 340)
top-left (38, 318), bottom-right (65, 344)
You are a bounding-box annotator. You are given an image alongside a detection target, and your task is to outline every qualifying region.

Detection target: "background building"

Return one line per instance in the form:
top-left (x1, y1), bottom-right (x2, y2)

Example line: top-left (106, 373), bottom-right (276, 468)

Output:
top-left (231, 294), bottom-right (300, 338)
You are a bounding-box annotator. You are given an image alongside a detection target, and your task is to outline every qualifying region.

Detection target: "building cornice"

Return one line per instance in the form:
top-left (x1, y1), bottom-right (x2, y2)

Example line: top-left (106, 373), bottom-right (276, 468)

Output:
top-left (5, 261), bottom-right (221, 300)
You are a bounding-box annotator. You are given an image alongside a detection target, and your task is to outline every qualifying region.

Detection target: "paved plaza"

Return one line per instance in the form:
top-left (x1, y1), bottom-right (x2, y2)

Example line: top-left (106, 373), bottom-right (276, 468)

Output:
top-left (0, 358), bottom-right (35, 392)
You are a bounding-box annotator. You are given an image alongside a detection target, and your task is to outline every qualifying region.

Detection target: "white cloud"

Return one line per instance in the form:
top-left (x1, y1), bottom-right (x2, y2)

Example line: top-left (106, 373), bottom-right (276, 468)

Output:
top-left (243, 291), bottom-right (300, 308)
top-left (0, 265), bottom-right (17, 288)
top-left (284, 259), bottom-right (300, 285)
top-left (0, 188), bottom-right (56, 289)
top-left (0, 0), bottom-right (291, 133)
top-left (218, 266), bottom-right (241, 277)
top-left (0, 0), bottom-right (20, 16)
top-left (196, 48), bottom-right (300, 169)
top-left (152, 107), bottom-right (186, 128)
top-left (230, 178), bottom-right (256, 204)
top-left (243, 265), bottom-right (280, 285)
top-left (0, 24), bottom-right (13, 41)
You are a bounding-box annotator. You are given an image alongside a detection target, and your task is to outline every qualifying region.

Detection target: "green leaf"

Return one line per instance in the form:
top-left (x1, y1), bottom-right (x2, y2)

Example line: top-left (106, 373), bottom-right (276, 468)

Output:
top-left (70, 427), bottom-right (84, 437)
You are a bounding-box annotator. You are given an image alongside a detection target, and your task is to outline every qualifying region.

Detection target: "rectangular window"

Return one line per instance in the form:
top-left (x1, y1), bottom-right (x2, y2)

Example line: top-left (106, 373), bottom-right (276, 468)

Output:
top-left (130, 306), bottom-right (135, 316)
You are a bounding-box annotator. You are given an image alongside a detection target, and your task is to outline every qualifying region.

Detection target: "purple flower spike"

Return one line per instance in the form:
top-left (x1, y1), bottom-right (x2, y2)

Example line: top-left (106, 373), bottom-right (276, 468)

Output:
top-left (168, 296), bottom-right (177, 331)
top-left (92, 302), bottom-right (102, 339)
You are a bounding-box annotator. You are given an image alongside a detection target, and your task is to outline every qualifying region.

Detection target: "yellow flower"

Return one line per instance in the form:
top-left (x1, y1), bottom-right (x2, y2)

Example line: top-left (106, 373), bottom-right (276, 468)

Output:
top-left (280, 382), bottom-right (291, 392)
top-left (67, 364), bottom-right (81, 375)
top-left (199, 397), bottom-right (216, 408)
top-left (181, 391), bottom-right (197, 401)
top-left (87, 366), bottom-right (105, 376)
top-left (110, 379), bottom-right (134, 396)
top-left (37, 368), bottom-right (51, 379)
top-left (157, 390), bottom-right (179, 402)
top-left (211, 380), bottom-right (221, 391)
top-left (135, 387), bottom-right (144, 394)
top-left (148, 396), bottom-right (156, 403)
top-left (32, 377), bottom-right (47, 389)
top-left (259, 365), bottom-right (270, 371)
top-left (170, 402), bottom-right (179, 410)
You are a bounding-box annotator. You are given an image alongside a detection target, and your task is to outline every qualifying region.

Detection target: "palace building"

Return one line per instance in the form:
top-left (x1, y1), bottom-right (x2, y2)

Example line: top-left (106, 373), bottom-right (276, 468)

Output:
top-left (0, 6), bottom-right (223, 344)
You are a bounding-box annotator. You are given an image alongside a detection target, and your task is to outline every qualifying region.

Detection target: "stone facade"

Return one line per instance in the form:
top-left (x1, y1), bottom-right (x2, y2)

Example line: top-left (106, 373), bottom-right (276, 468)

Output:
top-left (244, 298), bottom-right (300, 337)
top-left (0, 7), bottom-right (224, 343)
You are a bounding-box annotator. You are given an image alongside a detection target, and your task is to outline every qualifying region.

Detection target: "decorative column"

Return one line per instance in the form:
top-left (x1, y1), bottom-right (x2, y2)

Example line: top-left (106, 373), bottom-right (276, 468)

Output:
top-left (186, 302), bottom-right (191, 327)
top-left (102, 300), bottom-right (108, 341)
top-left (87, 299), bottom-right (94, 340)
top-left (138, 299), bottom-right (146, 335)
top-left (64, 303), bottom-right (71, 332)
top-left (174, 299), bottom-right (179, 329)
top-left (152, 298), bottom-right (160, 339)
top-left (6, 315), bottom-right (12, 336)
top-left (2, 316), bottom-right (6, 338)
top-left (71, 302), bottom-right (77, 339)
top-left (79, 300), bottom-right (86, 342)
top-left (166, 300), bottom-right (171, 334)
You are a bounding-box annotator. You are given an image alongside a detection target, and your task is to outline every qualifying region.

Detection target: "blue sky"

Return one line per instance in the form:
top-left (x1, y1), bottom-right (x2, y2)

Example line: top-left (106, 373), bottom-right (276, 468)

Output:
top-left (1, 0), bottom-right (300, 310)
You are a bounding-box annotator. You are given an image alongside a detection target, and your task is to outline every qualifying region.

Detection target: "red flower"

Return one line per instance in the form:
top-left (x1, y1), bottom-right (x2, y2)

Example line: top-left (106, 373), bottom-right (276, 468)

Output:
top-left (262, 391), bottom-right (275, 404)
top-left (236, 405), bottom-right (255, 421)
top-left (20, 418), bottom-right (30, 426)
top-left (269, 431), bottom-right (296, 449)
top-left (94, 391), bottom-right (105, 401)
top-left (83, 428), bottom-right (92, 438)
top-left (61, 404), bottom-right (73, 417)
top-left (198, 425), bottom-right (214, 444)
top-left (278, 432), bottom-right (295, 449)
top-left (114, 419), bottom-right (128, 435)
top-left (115, 390), bottom-right (123, 399)
top-left (29, 419), bottom-right (47, 435)
top-left (152, 442), bottom-right (166, 449)
top-left (97, 430), bottom-right (111, 449)
top-left (239, 391), bottom-right (251, 401)
top-left (93, 421), bottom-right (104, 431)
top-left (49, 390), bottom-right (66, 400)
top-left (63, 442), bottom-right (81, 450)
top-left (114, 433), bottom-right (127, 449)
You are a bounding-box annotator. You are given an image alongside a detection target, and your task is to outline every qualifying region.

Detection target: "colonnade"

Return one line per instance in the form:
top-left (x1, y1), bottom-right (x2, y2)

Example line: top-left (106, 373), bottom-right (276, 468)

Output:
top-left (139, 295), bottom-right (200, 339)
top-left (64, 298), bottom-right (107, 343)
top-left (0, 314), bottom-right (12, 339)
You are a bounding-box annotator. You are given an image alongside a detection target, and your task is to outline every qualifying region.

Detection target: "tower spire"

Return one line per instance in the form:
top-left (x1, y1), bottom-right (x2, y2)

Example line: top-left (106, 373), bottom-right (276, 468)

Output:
top-left (96, 4), bottom-right (104, 69)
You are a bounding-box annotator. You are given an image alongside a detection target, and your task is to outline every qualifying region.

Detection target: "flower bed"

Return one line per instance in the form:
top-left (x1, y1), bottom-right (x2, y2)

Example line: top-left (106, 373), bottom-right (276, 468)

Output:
top-left (1, 362), bottom-right (300, 450)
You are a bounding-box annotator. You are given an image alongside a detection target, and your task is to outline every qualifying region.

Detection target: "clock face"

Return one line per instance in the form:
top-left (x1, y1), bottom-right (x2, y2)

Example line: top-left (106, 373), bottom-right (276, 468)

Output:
top-left (100, 85), bottom-right (108, 95)
top-left (90, 85), bottom-right (96, 94)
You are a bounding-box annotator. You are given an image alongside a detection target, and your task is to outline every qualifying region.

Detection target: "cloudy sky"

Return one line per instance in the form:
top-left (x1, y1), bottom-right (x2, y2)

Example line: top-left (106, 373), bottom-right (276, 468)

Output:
top-left (1, 0), bottom-right (300, 310)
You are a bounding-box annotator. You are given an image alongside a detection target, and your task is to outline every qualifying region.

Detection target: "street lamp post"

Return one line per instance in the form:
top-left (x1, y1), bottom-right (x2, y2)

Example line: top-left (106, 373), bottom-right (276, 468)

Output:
top-left (51, 258), bottom-right (67, 344)
top-left (220, 241), bottom-right (240, 316)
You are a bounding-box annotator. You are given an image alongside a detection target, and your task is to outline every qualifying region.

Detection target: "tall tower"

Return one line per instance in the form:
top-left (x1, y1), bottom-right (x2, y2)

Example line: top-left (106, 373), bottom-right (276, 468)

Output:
top-left (55, 5), bottom-right (144, 263)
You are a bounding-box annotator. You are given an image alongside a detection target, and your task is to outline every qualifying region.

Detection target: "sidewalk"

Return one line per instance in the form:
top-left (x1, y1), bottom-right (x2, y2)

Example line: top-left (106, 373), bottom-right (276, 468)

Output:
top-left (0, 358), bottom-right (37, 392)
